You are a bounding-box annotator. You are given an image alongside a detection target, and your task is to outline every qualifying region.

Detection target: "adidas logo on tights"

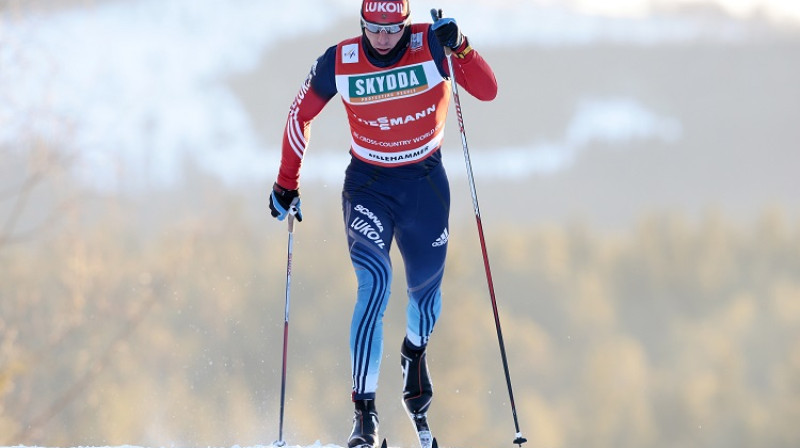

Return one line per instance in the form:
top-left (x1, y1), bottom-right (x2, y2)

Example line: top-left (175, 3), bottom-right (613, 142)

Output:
top-left (432, 228), bottom-right (448, 247)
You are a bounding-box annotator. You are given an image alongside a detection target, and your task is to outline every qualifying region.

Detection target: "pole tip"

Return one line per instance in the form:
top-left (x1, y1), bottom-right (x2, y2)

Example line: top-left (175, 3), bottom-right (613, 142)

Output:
top-left (513, 434), bottom-right (527, 446)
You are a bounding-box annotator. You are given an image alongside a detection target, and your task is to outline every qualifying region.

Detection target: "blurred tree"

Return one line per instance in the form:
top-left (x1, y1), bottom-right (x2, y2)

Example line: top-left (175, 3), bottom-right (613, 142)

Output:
top-left (2, 175), bottom-right (800, 447)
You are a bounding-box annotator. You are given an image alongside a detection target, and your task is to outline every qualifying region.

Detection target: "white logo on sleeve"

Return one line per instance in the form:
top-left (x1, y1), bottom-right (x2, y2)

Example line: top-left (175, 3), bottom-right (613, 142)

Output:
top-left (432, 228), bottom-right (449, 247)
top-left (342, 44), bottom-right (359, 64)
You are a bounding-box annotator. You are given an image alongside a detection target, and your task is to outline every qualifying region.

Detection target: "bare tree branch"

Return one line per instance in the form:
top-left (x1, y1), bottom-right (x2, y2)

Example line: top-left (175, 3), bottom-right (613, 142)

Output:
top-left (0, 142), bottom-right (77, 251)
top-left (9, 287), bottom-right (160, 444)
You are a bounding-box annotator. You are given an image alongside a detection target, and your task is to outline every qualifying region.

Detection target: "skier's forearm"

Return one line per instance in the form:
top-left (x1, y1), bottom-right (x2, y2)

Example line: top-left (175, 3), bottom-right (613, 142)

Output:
top-left (450, 39), bottom-right (497, 101)
top-left (277, 87), bottom-right (330, 190)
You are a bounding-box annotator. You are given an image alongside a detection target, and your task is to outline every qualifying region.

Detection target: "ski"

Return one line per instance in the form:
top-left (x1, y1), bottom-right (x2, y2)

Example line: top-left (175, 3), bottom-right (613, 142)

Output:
top-left (351, 438), bottom-right (387, 448)
top-left (410, 437), bottom-right (437, 448)
top-left (416, 431), bottom-right (434, 448)
top-left (351, 435), bottom-right (435, 448)
top-left (406, 411), bottom-right (434, 448)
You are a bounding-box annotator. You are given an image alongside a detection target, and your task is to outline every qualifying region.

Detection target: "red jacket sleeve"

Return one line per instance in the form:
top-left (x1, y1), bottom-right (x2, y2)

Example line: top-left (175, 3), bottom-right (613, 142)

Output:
top-left (277, 85), bottom-right (329, 190)
top-left (447, 38), bottom-right (498, 101)
top-left (276, 51), bottom-right (337, 190)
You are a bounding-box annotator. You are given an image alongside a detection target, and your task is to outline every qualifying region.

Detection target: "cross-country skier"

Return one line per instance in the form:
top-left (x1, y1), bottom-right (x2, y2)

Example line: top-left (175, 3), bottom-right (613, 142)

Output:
top-left (269, 1), bottom-right (497, 447)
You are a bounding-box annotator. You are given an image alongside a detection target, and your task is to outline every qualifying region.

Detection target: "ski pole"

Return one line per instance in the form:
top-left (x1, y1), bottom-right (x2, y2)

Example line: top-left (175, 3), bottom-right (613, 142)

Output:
top-left (434, 8), bottom-right (527, 446)
top-left (276, 210), bottom-right (297, 447)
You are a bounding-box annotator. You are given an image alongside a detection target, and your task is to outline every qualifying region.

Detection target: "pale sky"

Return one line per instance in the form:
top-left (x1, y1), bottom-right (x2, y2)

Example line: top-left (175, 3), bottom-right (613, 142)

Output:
top-left (473, 0), bottom-right (800, 24)
top-left (572, 0), bottom-right (800, 21)
top-left (2, 0), bottom-right (797, 191)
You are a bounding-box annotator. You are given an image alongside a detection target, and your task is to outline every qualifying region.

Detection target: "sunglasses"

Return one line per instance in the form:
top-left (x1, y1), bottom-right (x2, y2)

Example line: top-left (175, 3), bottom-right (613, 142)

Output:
top-left (361, 17), bottom-right (409, 34)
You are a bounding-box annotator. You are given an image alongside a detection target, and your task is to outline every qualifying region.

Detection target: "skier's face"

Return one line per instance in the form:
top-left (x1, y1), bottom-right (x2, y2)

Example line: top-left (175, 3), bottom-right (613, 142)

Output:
top-left (364, 28), bottom-right (404, 55)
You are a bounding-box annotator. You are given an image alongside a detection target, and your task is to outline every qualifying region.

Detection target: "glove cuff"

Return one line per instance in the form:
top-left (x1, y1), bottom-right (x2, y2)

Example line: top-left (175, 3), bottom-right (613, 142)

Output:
top-left (453, 36), bottom-right (472, 59)
top-left (273, 182), bottom-right (292, 196)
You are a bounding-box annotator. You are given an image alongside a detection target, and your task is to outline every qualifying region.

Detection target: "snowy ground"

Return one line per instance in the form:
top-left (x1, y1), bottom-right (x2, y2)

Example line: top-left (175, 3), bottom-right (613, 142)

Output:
top-left (4, 444), bottom-right (358, 448)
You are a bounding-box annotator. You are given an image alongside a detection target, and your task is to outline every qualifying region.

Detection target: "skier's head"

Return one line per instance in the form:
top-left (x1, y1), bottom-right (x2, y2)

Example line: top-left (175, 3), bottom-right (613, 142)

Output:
top-left (361, 0), bottom-right (410, 27)
top-left (360, 0), bottom-right (411, 58)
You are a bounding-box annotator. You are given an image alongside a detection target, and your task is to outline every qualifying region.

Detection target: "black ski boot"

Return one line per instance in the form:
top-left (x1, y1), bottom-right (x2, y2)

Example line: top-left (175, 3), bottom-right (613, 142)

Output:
top-left (348, 399), bottom-right (380, 448)
top-left (401, 338), bottom-right (434, 448)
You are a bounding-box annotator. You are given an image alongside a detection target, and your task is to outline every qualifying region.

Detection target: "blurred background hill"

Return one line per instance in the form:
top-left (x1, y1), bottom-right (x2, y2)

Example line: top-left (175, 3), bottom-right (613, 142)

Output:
top-left (1, 1), bottom-right (799, 448)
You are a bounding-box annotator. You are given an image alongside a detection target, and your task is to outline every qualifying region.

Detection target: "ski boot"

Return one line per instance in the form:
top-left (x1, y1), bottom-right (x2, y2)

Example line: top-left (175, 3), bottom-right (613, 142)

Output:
top-left (348, 399), bottom-right (380, 448)
top-left (401, 338), bottom-right (434, 448)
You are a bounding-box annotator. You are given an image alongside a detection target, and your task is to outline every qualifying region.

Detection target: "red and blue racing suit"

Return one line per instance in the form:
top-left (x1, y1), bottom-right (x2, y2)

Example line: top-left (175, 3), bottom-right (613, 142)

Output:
top-left (276, 23), bottom-right (497, 400)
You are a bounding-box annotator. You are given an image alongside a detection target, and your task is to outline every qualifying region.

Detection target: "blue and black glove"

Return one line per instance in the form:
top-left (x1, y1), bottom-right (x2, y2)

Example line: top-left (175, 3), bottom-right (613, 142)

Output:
top-left (269, 182), bottom-right (303, 222)
top-left (430, 8), bottom-right (463, 50)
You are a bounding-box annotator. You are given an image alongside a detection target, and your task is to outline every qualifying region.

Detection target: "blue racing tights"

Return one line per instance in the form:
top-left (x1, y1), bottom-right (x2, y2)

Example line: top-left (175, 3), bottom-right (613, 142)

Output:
top-left (342, 154), bottom-right (450, 400)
